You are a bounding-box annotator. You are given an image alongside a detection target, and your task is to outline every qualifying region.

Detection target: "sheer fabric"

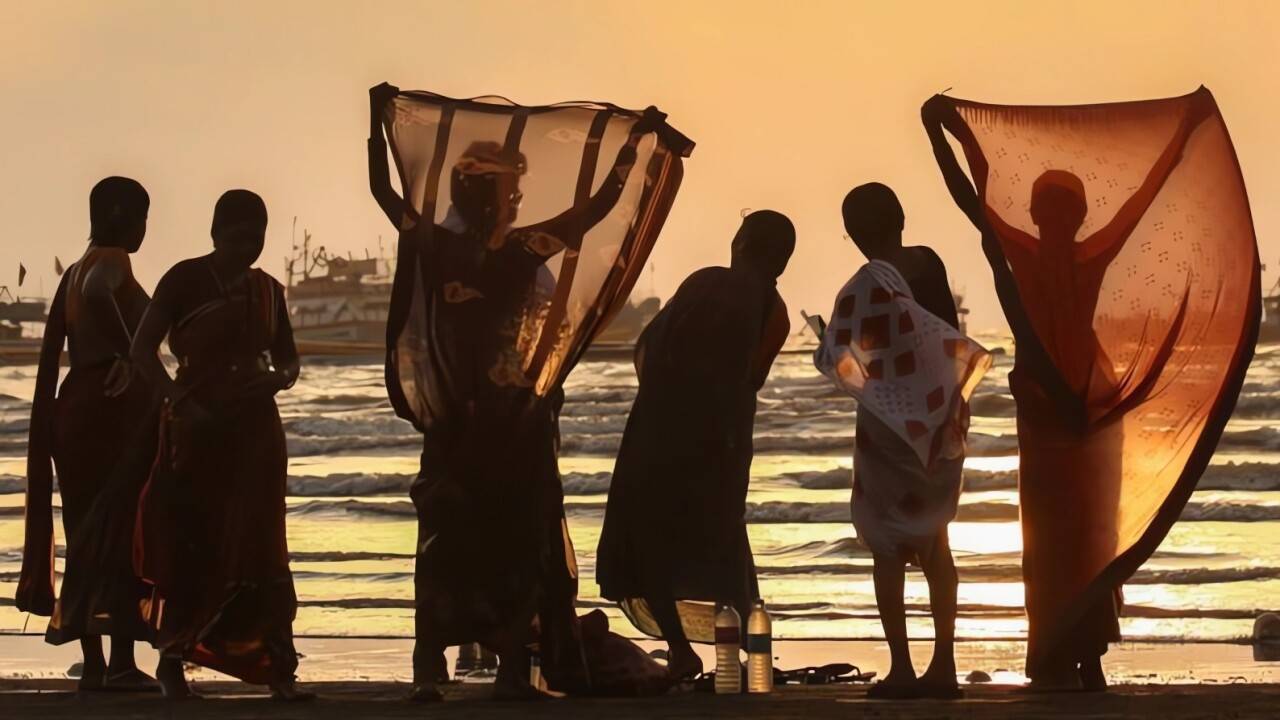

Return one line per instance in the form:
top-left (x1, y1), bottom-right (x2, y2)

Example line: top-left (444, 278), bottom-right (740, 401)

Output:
top-left (380, 92), bottom-right (693, 426)
top-left (934, 87), bottom-right (1259, 671)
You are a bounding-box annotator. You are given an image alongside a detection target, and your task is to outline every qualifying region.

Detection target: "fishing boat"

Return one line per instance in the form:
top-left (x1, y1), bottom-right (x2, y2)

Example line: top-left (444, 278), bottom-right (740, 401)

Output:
top-left (286, 228), bottom-right (660, 360)
top-left (0, 286), bottom-right (47, 364)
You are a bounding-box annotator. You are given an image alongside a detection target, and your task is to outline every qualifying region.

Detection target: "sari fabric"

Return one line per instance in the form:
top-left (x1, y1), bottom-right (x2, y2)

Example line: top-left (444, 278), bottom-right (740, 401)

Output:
top-left (597, 266), bottom-right (789, 642)
top-left (134, 264), bottom-right (297, 684)
top-left (19, 247), bottom-right (157, 644)
top-left (378, 90), bottom-right (691, 693)
top-left (933, 88), bottom-right (1259, 675)
top-left (815, 260), bottom-right (990, 561)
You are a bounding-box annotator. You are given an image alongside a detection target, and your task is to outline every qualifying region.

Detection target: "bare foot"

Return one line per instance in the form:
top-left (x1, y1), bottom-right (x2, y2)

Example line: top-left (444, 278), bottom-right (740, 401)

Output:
top-left (916, 665), bottom-right (963, 700)
top-left (666, 646), bottom-right (704, 681)
top-left (77, 665), bottom-right (105, 693)
top-left (1079, 657), bottom-right (1107, 693)
top-left (866, 668), bottom-right (917, 699)
top-left (407, 682), bottom-right (444, 703)
top-left (102, 667), bottom-right (161, 693)
top-left (156, 659), bottom-right (199, 700)
top-left (270, 678), bottom-right (317, 702)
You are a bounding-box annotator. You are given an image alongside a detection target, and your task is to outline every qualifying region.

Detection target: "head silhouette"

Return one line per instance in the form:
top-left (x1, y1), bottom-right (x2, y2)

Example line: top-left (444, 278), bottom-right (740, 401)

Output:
top-left (731, 210), bottom-right (795, 281)
top-left (450, 141), bottom-right (527, 243)
top-left (89, 176), bottom-right (149, 252)
top-left (842, 182), bottom-right (903, 260)
top-left (1030, 170), bottom-right (1088, 239)
top-left (211, 189), bottom-right (268, 271)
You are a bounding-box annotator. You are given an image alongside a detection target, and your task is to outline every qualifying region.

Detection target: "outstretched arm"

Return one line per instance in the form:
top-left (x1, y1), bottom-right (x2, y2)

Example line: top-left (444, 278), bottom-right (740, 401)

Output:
top-left (368, 82), bottom-right (407, 228)
top-left (129, 272), bottom-right (185, 406)
top-left (516, 108), bottom-right (663, 257)
top-left (1078, 91), bottom-right (1214, 264)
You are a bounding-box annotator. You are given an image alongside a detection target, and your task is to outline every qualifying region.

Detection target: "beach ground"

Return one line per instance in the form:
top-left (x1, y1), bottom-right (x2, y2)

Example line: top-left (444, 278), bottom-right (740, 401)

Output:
top-left (2, 678), bottom-right (1278, 719)
top-left (2, 636), bottom-right (1276, 718)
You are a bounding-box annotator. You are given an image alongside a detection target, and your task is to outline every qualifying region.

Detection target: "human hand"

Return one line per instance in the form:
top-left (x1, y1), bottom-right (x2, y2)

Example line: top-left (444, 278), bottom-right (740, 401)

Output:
top-left (632, 106), bottom-right (666, 136)
top-left (921, 94), bottom-right (958, 125)
top-left (239, 370), bottom-right (289, 400)
top-left (369, 82), bottom-right (401, 111)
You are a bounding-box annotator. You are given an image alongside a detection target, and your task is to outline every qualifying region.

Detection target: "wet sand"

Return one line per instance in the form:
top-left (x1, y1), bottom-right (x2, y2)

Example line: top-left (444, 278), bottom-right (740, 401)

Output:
top-left (1, 678), bottom-right (1278, 719)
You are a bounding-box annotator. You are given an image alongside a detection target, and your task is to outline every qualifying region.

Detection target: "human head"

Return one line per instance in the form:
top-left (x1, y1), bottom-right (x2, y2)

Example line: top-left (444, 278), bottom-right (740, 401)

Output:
top-left (210, 189), bottom-right (268, 270)
top-left (449, 141), bottom-right (527, 242)
top-left (731, 210), bottom-right (795, 280)
top-left (89, 176), bottom-right (150, 252)
top-left (841, 182), bottom-right (903, 260)
top-left (1029, 170), bottom-right (1088, 238)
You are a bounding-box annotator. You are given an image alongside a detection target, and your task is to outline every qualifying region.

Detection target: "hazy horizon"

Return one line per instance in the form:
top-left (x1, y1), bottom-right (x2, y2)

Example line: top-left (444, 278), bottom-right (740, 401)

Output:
top-left (2, 1), bottom-right (1277, 332)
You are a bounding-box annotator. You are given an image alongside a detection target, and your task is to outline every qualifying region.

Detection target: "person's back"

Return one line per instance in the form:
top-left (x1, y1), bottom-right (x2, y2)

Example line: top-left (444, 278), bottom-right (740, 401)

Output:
top-left (598, 211), bottom-right (794, 682)
top-left (815, 183), bottom-right (989, 700)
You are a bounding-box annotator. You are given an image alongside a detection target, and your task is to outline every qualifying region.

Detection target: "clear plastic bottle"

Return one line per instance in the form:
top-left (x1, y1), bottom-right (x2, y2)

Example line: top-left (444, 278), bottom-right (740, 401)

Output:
top-left (746, 599), bottom-right (773, 693)
top-left (715, 604), bottom-right (742, 694)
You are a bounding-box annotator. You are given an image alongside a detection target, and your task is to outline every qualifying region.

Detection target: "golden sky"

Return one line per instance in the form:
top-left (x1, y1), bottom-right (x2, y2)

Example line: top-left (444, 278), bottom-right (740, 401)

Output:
top-left (1, 0), bottom-right (1276, 329)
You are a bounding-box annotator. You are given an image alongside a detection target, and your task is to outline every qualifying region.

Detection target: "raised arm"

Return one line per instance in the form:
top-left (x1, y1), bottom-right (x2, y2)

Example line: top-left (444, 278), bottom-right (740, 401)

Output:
top-left (368, 82), bottom-right (407, 229)
top-left (515, 108), bottom-right (664, 256)
top-left (1078, 90), bottom-right (1214, 264)
top-left (923, 95), bottom-right (987, 231)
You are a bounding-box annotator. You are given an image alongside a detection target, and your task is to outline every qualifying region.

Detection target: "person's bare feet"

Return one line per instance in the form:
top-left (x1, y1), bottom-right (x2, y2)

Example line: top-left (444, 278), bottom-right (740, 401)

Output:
top-left (917, 663), bottom-right (963, 699)
top-left (666, 645), bottom-right (704, 681)
top-left (269, 678), bottom-right (317, 702)
top-left (1079, 657), bottom-right (1107, 692)
top-left (156, 658), bottom-right (199, 700)
top-left (407, 682), bottom-right (444, 703)
top-left (867, 667), bottom-right (917, 699)
top-left (102, 667), bottom-right (161, 692)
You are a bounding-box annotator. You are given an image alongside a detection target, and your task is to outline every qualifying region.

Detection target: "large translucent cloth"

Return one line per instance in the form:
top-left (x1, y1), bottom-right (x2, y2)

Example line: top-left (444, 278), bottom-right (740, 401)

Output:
top-left (935, 88), bottom-right (1259, 667)
top-left (381, 92), bottom-right (692, 428)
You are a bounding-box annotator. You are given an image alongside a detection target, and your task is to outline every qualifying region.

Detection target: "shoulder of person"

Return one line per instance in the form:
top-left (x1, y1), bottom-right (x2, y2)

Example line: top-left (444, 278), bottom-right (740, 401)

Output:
top-left (251, 268), bottom-right (287, 293)
top-left (81, 247), bottom-right (132, 294)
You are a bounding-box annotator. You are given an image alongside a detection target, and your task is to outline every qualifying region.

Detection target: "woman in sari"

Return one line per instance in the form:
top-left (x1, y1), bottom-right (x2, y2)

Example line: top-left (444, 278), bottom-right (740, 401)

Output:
top-left (923, 92), bottom-right (1216, 690)
top-left (596, 210), bottom-right (794, 681)
top-left (130, 190), bottom-right (309, 701)
top-left (18, 177), bottom-right (165, 691)
top-left (368, 83), bottom-right (669, 702)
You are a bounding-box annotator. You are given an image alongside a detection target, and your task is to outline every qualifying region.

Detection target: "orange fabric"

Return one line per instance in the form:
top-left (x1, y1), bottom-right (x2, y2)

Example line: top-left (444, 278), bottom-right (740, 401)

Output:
top-left (935, 88), bottom-right (1259, 674)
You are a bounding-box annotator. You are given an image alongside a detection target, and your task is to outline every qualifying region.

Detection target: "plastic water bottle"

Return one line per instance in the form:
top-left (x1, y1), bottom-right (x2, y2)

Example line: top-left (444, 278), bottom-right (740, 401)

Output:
top-left (746, 599), bottom-right (773, 693)
top-left (715, 604), bottom-right (742, 694)
top-left (527, 648), bottom-right (542, 686)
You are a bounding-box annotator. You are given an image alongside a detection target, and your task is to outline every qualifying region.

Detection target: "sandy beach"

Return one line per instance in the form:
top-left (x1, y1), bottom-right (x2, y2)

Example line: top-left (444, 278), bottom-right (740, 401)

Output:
top-left (2, 635), bottom-right (1277, 717)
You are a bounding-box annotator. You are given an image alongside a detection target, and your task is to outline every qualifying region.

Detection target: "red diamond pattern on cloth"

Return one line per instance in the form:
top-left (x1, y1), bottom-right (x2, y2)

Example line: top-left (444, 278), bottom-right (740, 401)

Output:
top-left (894, 351), bottom-right (916, 377)
top-left (837, 293), bottom-right (857, 319)
top-left (866, 358), bottom-right (884, 379)
top-left (943, 338), bottom-right (964, 358)
top-left (905, 420), bottom-right (928, 440)
top-left (869, 287), bottom-right (891, 304)
top-left (898, 311), bottom-right (914, 334)
top-left (926, 386), bottom-right (945, 412)
top-left (860, 314), bottom-right (890, 351)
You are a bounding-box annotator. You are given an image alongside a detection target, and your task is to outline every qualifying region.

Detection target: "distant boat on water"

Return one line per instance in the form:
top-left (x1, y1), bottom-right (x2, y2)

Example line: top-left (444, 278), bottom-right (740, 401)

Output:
top-left (286, 227), bottom-right (660, 360)
top-left (0, 286), bottom-right (46, 364)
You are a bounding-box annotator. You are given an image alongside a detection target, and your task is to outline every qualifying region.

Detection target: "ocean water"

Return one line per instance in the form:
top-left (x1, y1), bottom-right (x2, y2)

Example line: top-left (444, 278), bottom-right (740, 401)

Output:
top-left (1, 338), bottom-right (1278, 644)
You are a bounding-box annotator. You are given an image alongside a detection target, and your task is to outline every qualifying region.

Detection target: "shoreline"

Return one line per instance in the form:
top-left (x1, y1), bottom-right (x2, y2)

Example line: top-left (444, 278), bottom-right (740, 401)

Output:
top-left (1, 635), bottom-right (1274, 686)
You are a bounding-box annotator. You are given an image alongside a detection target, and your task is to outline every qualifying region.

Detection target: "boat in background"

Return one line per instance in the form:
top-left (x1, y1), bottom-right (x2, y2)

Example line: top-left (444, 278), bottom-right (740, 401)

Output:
top-left (286, 228), bottom-right (661, 360)
top-left (0, 286), bottom-right (47, 364)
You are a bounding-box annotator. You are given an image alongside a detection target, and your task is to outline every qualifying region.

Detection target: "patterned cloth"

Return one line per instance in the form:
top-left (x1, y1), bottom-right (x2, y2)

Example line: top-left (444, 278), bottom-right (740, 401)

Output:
top-left (815, 260), bottom-right (991, 470)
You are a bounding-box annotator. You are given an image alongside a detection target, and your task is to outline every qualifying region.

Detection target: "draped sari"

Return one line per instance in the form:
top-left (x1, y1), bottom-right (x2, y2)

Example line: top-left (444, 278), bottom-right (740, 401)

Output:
top-left (930, 88), bottom-right (1259, 675)
top-left (378, 90), bottom-right (692, 693)
top-left (134, 264), bottom-right (298, 684)
top-left (18, 247), bottom-right (157, 644)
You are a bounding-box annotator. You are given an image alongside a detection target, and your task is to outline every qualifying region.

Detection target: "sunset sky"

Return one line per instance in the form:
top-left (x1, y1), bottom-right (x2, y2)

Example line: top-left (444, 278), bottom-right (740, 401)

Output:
top-left (1, 1), bottom-right (1276, 330)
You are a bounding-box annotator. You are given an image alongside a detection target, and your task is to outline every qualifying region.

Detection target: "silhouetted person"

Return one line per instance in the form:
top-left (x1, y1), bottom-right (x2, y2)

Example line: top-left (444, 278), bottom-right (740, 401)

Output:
top-left (596, 211), bottom-right (795, 681)
top-left (18, 177), bottom-right (171, 692)
top-left (130, 190), bottom-right (310, 701)
top-left (815, 183), bottom-right (989, 699)
top-left (368, 83), bottom-right (664, 701)
top-left (923, 92), bottom-right (1213, 690)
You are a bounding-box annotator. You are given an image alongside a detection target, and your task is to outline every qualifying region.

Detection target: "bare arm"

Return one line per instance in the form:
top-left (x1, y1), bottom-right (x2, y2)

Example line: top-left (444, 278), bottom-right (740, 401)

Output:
top-left (516, 109), bottom-right (662, 256)
top-left (129, 272), bottom-right (184, 406)
top-left (269, 286), bottom-right (300, 389)
top-left (1078, 91), bottom-right (1214, 264)
top-left (81, 249), bottom-right (138, 355)
top-left (368, 82), bottom-right (407, 228)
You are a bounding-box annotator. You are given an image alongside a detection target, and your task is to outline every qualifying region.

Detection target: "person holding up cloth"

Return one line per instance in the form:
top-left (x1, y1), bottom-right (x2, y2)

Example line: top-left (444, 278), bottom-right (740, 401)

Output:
top-left (813, 183), bottom-right (990, 699)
